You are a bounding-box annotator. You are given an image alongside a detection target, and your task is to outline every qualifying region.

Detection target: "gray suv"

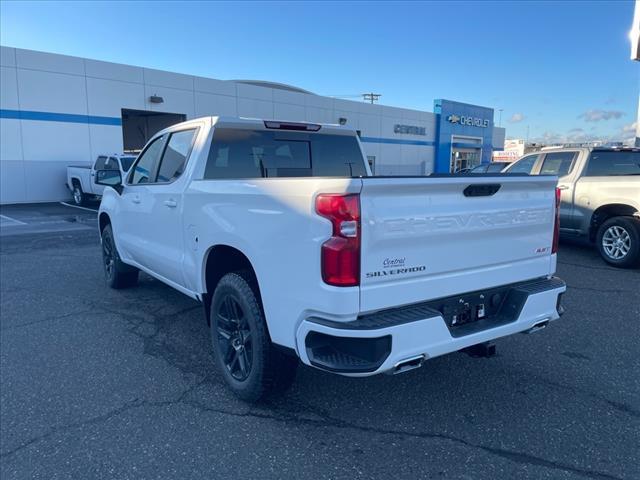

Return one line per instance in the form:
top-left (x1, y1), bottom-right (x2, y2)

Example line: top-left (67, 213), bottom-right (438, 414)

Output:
top-left (505, 147), bottom-right (640, 268)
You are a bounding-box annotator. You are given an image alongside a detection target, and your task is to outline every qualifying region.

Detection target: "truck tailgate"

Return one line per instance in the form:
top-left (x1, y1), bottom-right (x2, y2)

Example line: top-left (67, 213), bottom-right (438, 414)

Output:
top-left (359, 176), bottom-right (557, 312)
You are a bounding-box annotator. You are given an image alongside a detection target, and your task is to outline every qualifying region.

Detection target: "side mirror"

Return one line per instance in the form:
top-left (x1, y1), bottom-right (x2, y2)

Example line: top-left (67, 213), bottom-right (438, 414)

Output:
top-left (96, 169), bottom-right (123, 195)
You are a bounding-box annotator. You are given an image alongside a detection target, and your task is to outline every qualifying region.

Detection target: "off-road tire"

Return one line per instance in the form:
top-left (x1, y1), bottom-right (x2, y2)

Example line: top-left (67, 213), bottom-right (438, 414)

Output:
top-left (210, 272), bottom-right (298, 402)
top-left (101, 224), bottom-right (139, 288)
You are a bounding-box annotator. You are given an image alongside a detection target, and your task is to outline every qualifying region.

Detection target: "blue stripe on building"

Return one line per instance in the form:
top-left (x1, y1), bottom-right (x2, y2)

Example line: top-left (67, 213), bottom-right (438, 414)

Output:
top-left (1, 109), bottom-right (441, 147)
top-left (0, 109), bottom-right (122, 126)
top-left (2, 108), bottom-right (497, 173)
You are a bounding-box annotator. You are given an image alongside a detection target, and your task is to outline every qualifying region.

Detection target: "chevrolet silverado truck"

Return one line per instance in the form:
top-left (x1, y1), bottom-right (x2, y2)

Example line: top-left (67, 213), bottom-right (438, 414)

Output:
top-left (505, 147), bottom-right (640, 267)
top-left (96, 116), bottom-right (566, 401)
top-left (67, 154), bottom-right (136, 205)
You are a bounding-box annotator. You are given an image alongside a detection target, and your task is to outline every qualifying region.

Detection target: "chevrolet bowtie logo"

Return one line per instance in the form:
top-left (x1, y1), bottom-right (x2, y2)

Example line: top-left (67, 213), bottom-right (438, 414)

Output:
top-left (447, 114), bottom-right (461, 124)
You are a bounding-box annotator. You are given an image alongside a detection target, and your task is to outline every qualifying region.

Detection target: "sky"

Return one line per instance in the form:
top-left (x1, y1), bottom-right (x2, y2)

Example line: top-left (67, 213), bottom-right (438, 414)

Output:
top-left (1, 0), bottom-right (638, 144)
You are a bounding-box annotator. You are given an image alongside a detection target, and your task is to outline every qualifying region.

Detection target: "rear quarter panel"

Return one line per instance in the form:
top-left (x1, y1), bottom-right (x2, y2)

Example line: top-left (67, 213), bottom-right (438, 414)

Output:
top-left (183, 177), bottom-right (363, 348)
top-left (573, 176), bottom-right (640, 233)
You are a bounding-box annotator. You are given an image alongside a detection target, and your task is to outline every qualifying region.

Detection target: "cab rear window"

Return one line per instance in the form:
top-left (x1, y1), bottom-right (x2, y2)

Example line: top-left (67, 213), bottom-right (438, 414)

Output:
top-left (205, 129), bottom-right (367, 179)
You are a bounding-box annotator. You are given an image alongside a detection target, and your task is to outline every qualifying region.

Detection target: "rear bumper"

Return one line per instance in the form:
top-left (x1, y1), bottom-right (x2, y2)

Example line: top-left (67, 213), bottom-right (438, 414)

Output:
top-left (295, 277), bottom-right (566, 376)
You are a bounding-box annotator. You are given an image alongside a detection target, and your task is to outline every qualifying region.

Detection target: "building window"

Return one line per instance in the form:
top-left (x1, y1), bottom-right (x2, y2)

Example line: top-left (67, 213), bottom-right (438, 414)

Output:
top-left (121, 109), bottom-right (186, 152)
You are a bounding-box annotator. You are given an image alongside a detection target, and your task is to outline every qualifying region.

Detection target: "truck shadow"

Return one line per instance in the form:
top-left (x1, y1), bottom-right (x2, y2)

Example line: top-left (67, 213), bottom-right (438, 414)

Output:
top-left (128, 271), bottom-right (620, 447)
top-left (96, 241), bottom-right (636, 432)
top-left (70, 236), bottom-right (636, 479)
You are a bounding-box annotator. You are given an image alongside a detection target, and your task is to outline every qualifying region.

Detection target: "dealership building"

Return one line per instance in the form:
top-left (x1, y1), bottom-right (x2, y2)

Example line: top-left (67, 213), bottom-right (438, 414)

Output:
top-left (0, 46), bottom-right (505, 204)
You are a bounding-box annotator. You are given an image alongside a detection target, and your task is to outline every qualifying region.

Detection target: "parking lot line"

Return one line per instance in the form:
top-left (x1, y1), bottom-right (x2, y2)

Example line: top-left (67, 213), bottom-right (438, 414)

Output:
top-left (0, 214), bottom-right (27, 226)
top-left (59, 202), bottom-right (99, 213)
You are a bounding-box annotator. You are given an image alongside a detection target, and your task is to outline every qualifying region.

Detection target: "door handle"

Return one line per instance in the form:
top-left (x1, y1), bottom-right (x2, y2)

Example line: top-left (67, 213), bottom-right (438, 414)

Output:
top-left (164, 199), bottom-right (177, 208)
top-left (558, 185), bottom-right (569, 190)
top-left (131, 195), bottom-right (141, 204)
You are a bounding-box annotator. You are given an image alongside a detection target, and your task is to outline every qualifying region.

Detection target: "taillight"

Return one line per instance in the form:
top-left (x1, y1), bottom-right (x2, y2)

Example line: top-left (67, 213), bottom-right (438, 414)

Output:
top-left (552, 187), bottom-right (561, 254)
top-left (315, 194), bottom-right (360, 286)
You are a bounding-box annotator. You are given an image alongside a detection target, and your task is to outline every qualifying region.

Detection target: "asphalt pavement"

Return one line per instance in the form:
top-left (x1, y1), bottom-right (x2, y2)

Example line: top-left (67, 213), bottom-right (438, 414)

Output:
top-left (0, 203), bottom-right (638, 480)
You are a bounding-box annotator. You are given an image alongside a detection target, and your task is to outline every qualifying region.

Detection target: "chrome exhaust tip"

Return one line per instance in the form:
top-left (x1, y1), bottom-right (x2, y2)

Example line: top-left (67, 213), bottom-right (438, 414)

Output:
top-left (392, 354), bottom-right (425, 375)
top-left (522, 320), bottom-right (549, 334)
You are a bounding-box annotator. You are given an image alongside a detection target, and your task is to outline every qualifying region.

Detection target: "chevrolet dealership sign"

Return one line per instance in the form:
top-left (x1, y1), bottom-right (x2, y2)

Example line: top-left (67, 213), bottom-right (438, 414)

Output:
top-left (447, 114), bottom-right (490, 128)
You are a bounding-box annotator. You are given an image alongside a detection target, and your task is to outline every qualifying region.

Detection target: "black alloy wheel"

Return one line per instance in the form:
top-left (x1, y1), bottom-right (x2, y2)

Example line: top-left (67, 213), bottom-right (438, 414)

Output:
top-left (210, 272), bottom-right (298, 402)
top-left (216, 294), bottom-right (253, 381)
top-left (101, 224), bottom-right (139, 289)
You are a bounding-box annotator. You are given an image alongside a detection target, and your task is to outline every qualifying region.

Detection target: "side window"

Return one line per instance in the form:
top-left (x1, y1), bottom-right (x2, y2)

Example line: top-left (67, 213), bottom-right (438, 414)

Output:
top-left (156, 129), bottom-right (197, 183)
top-left (539, 152), bottom-right (576, 176)
top-left (487, 163), bottom-right (507, 172)
top-left (120, 156), bottom-right (136, 172)
top-left (94, 156), bottom-right (108, 170)
top-left (130, 135), bottom-right (166, 185)
top-left (104, 157), bottom-right (119, 170)
top-left (508, 154), bottom-right (538, 174)
top-left (585, 151), bottom-right (640, 176)
top-left (470, 164), bottom-right (488, 173)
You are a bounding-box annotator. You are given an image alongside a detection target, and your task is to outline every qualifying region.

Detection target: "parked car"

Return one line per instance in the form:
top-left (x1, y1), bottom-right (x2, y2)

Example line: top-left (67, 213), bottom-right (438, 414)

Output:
top-left (67, 154), bottom-right (137, 205)
top-left (466, 162), bottom-right (511, 174)
top-left (96, 116), bottom-right (566, 401)
top-left (504, 147), bottom-right (640, 267)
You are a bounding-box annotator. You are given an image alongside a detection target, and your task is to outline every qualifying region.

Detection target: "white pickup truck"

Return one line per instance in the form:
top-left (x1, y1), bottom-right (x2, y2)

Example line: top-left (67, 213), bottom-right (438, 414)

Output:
top-left (67, 154), bottom-right (136, 205)
top-left (97, 117), bottom-right (566, 401)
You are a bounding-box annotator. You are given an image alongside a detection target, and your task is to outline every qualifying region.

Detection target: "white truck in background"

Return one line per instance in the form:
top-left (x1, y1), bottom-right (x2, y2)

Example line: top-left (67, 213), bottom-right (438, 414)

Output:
top-left (66, 154), bottom-right (137, 205)
top-left (96, 116), bottom-right (566, 402)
